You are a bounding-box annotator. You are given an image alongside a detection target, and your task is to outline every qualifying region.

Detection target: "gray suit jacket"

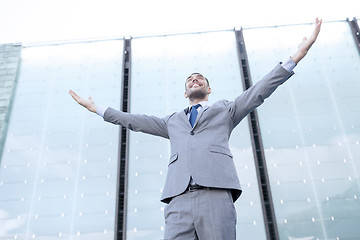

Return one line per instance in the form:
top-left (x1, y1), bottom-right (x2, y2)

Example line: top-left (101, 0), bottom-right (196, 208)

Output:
top-left (104, 64), bottom-right (293, 203)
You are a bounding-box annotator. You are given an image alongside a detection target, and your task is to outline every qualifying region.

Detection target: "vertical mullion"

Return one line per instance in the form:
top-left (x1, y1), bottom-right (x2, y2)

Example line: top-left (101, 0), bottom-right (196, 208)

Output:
top-left (347, 17), bottom-right (360, 55)
top-left (234, 29), bottom-right (279, 240)
top-left (0, 43), bottom-right (22, 163)
top-left (115, 38), bottom-right (131, 240)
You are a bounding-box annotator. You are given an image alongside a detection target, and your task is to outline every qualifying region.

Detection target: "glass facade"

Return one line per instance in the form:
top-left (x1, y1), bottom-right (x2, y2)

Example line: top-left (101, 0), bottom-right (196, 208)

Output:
top-left (0, 41), bottom-right (123, 239)
top-left (0, 20), bottom-right (359, 240)
top-left (244, 21), bottom-right (360, 239)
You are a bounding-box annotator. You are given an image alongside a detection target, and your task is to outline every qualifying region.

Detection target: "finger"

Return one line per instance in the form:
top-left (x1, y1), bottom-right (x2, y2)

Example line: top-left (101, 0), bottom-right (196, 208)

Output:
top-left (69, 90), bottom-right (78, 97)
top-left (69, 90), bottom-right (83, 104)
top-left (88, 96), bottom-right (94, 104)
top-left (314, 18), bottom-right (322, 31)
top-left (317, 19), bottom-right (323, 28)
top-left (309, 20), bottom-right (321, 41)
top-left (316, 18), bottom-right (322, 26)
top-left (69, 90), bottom-right (78, 99)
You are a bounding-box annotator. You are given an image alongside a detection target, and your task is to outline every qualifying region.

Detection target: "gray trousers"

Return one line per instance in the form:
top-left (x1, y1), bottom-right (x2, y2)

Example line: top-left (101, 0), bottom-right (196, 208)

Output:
top-left (163, 188), bottom-right (237, 240)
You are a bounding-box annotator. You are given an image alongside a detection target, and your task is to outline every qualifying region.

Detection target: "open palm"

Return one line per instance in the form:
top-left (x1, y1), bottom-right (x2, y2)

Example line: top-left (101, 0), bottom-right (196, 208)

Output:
top-left (69, 90), bottom-right (97, 113)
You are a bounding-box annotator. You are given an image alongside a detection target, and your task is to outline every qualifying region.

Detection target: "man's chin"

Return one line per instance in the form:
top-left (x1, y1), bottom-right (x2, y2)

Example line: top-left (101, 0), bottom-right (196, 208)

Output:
top-left (188, 91), bottom-right (207, 101)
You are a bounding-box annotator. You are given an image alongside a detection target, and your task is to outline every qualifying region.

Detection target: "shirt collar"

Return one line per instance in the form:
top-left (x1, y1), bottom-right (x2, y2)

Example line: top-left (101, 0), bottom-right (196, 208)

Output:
top-left (189, 100), bottom-right (209, 109)
top-left (186, 100), bottom-right (209, 114)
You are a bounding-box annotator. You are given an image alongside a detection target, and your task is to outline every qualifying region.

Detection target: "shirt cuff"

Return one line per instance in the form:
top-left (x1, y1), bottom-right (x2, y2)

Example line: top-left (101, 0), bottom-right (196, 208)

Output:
top-left (281, 57), bottom-right (297, 72)
top-left (96, 106), bottom-right (108, 118)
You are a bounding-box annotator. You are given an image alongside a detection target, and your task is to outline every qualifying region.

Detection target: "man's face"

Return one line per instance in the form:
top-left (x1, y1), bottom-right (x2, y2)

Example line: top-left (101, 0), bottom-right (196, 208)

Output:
top-left (184, 73), bottom-right (211, 101)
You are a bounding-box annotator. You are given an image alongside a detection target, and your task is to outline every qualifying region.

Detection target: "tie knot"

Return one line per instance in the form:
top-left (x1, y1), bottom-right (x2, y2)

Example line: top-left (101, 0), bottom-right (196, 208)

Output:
top-left (191, 104), bottom-right (201, 111)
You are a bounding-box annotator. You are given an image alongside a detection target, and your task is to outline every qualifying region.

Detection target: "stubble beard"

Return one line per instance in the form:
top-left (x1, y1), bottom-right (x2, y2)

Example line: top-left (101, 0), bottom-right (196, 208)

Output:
top-left (187, 88), bottom-right (208, 102)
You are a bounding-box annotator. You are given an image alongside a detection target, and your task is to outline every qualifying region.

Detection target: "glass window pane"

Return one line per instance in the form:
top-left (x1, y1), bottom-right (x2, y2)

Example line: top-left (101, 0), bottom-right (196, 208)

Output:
top-left (0, 40), bottom-right (123, 239)
top-left (128, 31), bottom-right (267, 239)
top-left (244, 21), bottom-right (360, 239)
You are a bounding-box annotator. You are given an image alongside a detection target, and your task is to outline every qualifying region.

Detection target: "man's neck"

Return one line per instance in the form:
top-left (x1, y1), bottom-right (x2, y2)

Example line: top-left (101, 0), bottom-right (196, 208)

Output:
top-left (189, 98), bottom-right (208, 106)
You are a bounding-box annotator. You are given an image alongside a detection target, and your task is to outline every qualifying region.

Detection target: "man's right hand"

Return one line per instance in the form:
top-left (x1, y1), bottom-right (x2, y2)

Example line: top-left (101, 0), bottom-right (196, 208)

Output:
top-left (69, 90), bottom-right (97, 113)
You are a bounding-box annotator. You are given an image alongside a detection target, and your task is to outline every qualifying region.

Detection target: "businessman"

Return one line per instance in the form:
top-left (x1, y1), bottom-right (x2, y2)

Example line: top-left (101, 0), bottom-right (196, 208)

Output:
top-left (70, 18), bottom-right (322, 240)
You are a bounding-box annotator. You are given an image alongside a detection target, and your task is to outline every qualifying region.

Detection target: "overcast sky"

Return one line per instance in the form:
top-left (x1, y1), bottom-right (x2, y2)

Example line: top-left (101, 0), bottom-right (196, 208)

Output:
top-left (0, 0), bottom-right (359, 44)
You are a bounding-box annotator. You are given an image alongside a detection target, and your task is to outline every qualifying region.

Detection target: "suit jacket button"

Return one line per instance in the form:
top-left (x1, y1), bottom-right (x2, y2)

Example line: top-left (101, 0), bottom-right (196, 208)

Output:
top-left (190, 131), bottom-right (194, 135)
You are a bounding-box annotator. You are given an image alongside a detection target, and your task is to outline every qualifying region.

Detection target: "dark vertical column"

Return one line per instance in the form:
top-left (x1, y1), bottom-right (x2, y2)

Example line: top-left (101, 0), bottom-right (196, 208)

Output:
top-left (0, 43), bottom-right (22, 162)
top-left (347, 18), bottom-right (360, 55)
top-left (115, 38), bottom-right (131, 240)
top-left (234, 29), bottom-right (279, 240)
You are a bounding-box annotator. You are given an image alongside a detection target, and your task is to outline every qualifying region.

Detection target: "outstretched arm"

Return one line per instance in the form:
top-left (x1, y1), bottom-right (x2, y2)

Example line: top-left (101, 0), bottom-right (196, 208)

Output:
top-left (291, 18), bottom-right (322, 64)
top-left (69, 90), bottom-right (97, 113)
top-left (229, 19), bottom-right (322, 126)
top-left (69, 90), bottom-right (170, 138)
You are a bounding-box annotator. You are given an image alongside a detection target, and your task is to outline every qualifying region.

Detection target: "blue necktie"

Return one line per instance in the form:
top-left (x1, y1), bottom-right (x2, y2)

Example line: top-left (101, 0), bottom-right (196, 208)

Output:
top-left (189, 104), bottom-right (201, 127)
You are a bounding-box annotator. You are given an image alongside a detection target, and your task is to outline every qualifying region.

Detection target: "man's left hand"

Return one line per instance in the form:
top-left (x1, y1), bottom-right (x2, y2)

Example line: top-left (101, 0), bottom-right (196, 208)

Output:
top-left (291, 18), bottom-right (322, 64)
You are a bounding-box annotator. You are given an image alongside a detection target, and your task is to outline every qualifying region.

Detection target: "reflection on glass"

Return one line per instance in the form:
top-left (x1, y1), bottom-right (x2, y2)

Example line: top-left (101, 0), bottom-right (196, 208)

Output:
top-left (128, 31), bottom-right (266, 239)
top-left (244, 21), bottom-right (360, 239)
top-left (0, 41), bottom-right (123, 239)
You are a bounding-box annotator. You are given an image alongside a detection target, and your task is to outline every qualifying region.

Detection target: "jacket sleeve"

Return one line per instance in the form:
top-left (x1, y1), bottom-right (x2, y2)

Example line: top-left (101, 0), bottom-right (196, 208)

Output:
top-left (103, 107), bottom-right (170, 139)
top-left (226, 63), bottom-right (294, 127)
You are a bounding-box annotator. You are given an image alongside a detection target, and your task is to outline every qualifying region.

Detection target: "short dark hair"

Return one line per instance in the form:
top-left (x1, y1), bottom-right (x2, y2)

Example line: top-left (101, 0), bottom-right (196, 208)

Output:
top-left (185, 73), bottom-right (210, 88)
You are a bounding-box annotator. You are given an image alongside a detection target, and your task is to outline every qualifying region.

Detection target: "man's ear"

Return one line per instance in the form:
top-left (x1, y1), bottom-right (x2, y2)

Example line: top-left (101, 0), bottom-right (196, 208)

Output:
top-left (184, 91), bottom-right (188, 98)
top-left (207, 87), bottom-right (212, 95)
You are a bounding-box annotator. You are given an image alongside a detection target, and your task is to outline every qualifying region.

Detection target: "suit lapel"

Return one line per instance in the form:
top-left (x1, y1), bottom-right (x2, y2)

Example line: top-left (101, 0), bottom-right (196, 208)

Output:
top-left (193, 105), bottom-right (210, 128)
top-left (182, 108), bottom-right (192, 127)
top-left (182, 105), bottom-right (211, 129)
